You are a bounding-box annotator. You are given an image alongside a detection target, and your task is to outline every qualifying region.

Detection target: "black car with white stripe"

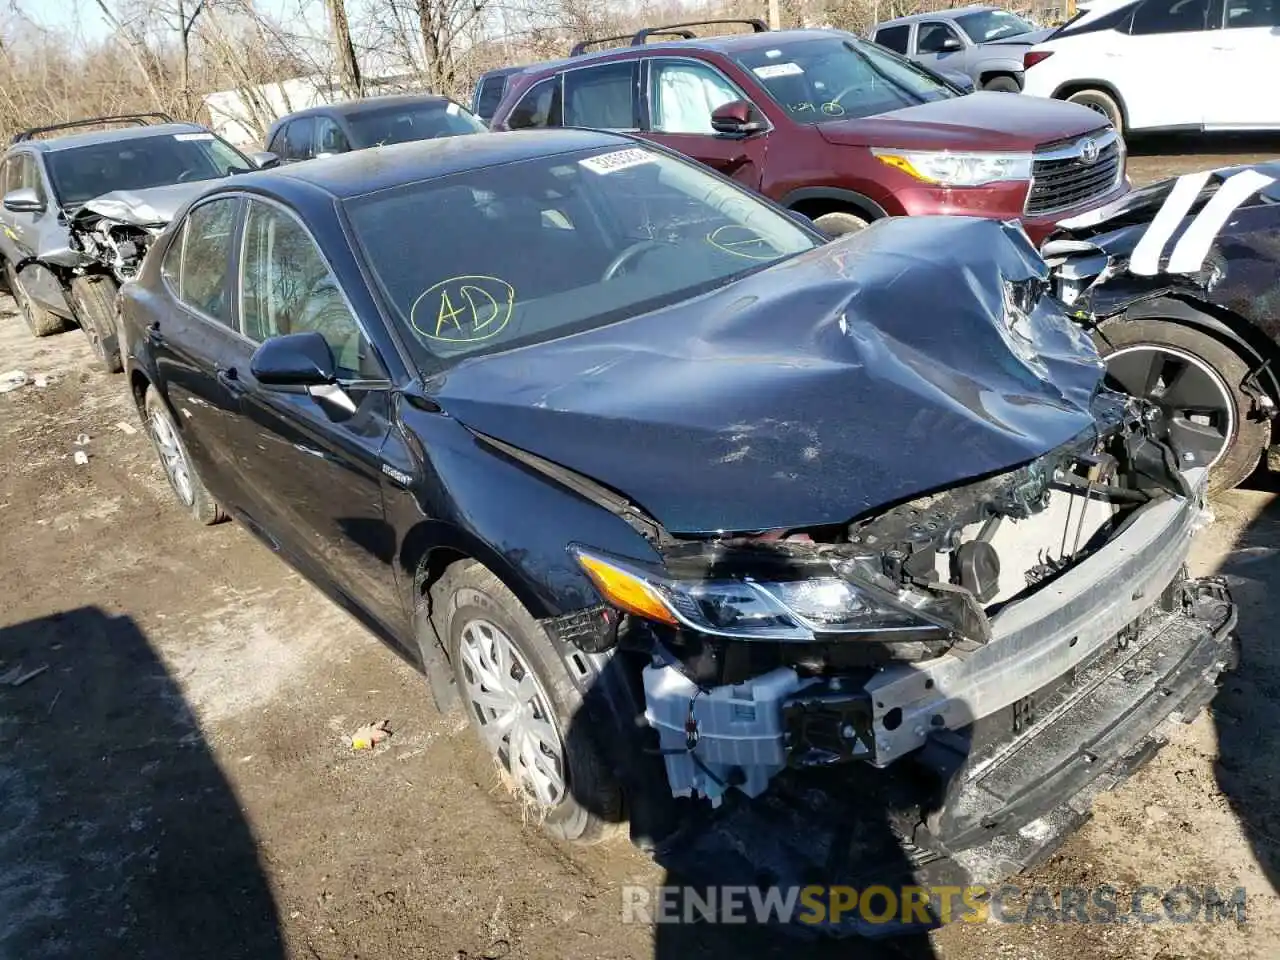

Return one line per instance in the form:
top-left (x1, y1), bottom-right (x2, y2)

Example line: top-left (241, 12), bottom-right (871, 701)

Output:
top-left (1044, 163), bottom-right (1280, 491)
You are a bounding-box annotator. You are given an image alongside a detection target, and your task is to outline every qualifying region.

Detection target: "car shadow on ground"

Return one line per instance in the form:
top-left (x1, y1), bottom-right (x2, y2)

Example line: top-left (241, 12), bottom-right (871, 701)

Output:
top-left (1211, 470), bottom-right (1280, 901)
top-left (0, 607), bottom-right (282, 960)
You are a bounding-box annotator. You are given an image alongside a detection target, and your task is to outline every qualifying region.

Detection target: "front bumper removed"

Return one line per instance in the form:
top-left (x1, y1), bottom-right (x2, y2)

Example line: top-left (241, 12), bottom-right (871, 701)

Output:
top-left (652, 573), bottom-right (1237, 935)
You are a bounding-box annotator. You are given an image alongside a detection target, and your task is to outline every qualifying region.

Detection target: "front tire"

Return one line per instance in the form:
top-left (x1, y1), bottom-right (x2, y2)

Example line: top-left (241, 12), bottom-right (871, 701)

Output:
top-left (432, 560), bottom-right (622, 843)
top-left (70, 275), bottom-right (123, 373)
top-left (143, 385), bottom-right (225, 524)
top-left (1065, 88), bottom-right (1124, 134)
top-left (6, 263), bottom-right (68, 338)
top-left (1095, 318), bottom-right (1269, 492)
top-left (812, 211), bottom-right (870, 239)
top-left (983, 75), bottom-right (1021, 93)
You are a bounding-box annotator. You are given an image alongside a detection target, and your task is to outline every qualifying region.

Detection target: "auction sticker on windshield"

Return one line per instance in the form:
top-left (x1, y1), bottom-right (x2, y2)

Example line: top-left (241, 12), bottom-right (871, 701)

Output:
top-left (579, 149), bottom-right (656, 175)
top-left (754, 63), bottom-right (804, 79)
top-left (174, 132), bottom-right (214, 141)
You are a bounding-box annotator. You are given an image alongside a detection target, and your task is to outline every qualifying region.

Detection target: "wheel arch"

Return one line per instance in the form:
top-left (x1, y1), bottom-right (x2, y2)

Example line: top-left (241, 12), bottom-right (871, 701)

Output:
top-left (781, 186), bottom-right (889, 223)
top-left (1052, 79), bottom-right (1129, 129)
top-left (978, 68), bottom-right (1024, 89)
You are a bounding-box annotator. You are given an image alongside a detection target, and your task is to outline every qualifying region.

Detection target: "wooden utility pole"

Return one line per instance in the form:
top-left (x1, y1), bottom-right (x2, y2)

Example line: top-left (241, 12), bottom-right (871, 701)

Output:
top-left (324, 0), bottom-right (363, 99)
top-left (767, 0), bottom-right (781, 29)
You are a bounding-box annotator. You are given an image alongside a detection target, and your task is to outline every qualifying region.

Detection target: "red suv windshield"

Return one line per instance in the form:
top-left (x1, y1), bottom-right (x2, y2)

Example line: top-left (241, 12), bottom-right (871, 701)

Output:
top-left (732, 37), bottom-right (957, 123)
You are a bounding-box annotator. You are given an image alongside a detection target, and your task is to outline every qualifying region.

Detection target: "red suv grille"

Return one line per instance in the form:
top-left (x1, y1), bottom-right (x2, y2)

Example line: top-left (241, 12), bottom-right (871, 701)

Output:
top-left (1025, 132), bottom-right (1122, 217)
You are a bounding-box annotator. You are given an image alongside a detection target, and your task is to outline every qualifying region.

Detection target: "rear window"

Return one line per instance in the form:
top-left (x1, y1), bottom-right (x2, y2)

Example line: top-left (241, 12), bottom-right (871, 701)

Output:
top-left (345, 101), bottom-right (485, 148)
top-left (873, 24), bottom-right (911, 53)
top-left (46, 132), bottom-right (250, 208)
top-left (474, 75), bottom-right (509, 121)
top-left (733, 36), bottom-right (955, 123)
top-left (345, 147), bottom-right (817, 367)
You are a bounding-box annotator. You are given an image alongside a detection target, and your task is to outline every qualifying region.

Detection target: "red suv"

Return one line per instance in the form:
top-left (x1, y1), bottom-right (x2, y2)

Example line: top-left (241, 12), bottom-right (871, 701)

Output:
top-left (490, 20), bottom-right (1128, 242)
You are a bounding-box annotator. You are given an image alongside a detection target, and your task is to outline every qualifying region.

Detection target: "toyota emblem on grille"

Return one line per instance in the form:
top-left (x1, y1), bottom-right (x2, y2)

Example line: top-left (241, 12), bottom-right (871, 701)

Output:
top-left (1079, 138), bottom-right (1100, 165)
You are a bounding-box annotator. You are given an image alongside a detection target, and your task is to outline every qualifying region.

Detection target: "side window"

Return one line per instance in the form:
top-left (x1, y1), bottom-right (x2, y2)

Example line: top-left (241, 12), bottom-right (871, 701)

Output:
top-left (279, 118), bottom-right (317, 160)
top-left (649, 60), bottom-right (746, 135)
top-left (874, 24), bottom-right (911, 53)
top-left (20, 155), bottom-right (46, 205)
top-left (240, 201), bottom-right (372, 376)
top-left (161, 221), bottom-right (185, 284)
top-left (563, 61), bottom-right (639, 129)
top-left (177, 198), bottom-right (239, 324)
top-left (475, 75), bottom-right (508, 121)
top-left (266, 124), bottom-right (288, 156)
top-left (314, 117), bottom-right (351, 155)
top-left (5, 155), bottom-right (22, 194)
top-left (506, 76), bottom-right (563, 129)
top-left (1131, 0), bottom-right (1209, 33)
top-left (916, 22), bottom-right (961, 53)
top-left (1223, 0), bottom-right (1279, 26)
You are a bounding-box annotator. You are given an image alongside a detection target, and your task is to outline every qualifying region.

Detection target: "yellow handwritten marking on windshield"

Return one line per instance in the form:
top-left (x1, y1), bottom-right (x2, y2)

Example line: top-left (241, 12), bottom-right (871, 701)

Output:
top-left (707, 224), bottom-right (780, 261)
top-left (410, 275), bottom-right (514, 343)
top-left (821, 101), bottom-right (846, 117)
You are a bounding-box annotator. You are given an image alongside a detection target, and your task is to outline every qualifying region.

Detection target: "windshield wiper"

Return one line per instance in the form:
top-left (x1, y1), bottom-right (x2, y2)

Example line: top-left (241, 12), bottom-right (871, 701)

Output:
top-left (839, 39), bottom-right (948, 107)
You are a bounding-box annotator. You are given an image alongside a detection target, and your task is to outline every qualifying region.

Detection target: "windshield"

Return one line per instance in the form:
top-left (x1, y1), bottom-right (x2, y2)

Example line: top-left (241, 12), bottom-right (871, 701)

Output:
top-left (346, 101), bottom-right (485, 148)
top-left (46, 132), bottom-right (250, 208)
top-left (733, 36), bottom-right (955, 123)
top-left (346, 146), bottom-right (818, 368)
top-left (953, 9), bottom-right (1035, 42)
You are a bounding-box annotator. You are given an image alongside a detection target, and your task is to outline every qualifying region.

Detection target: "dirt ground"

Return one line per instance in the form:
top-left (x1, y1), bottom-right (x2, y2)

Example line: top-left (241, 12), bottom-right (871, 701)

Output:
top-left (2, 137), bottom-right (1279, 960)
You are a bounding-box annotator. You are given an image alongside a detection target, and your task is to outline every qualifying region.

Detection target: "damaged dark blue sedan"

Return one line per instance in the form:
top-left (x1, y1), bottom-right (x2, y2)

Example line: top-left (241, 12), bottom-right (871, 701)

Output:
top-left (118, 129), bottom-right (1237, 917)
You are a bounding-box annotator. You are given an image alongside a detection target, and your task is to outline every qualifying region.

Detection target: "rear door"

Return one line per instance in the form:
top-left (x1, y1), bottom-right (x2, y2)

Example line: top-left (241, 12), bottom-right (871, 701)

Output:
top-left (213, 197), bottom-right (402, 627)
top-left (1117, 0), bottom-right (1216, 128)
top-left (1205, 0), bottom-right (1280, 126)
top-left (637, 56), bottom-right (769, 190)
top-left (150, 196), bottom-right (249, 502)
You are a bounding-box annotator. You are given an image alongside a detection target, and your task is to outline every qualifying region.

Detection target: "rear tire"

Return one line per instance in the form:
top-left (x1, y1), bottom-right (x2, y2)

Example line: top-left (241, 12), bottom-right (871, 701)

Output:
top-left (1095, 318), bottom-right (1269, 492)
top-left (432, 560), bottom-right (623, 843)
top-left (70, 275), bottom-right (123, 373)
top-left (6, 263), bottom-right (67, 338)
top-left (812, 211), bottom-right (870, 239)
top-left (1065, 88), bottom-right (1124, 133)
top-left (143, 385), bottom-right (225, 524)
top-left (983, 75), bottom-right (1021, 93)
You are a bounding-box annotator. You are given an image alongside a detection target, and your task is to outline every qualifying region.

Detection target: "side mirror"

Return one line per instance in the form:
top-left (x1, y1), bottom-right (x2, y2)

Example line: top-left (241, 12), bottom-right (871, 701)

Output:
top-left (940, 36), bottom-right (963, 52)
top-left (3, 187), bottom-right (44, 214)
top-left (711, 100), bottom-right (768, 137)
top-left (250, 331), bottom-right (335, 387)
top-left (250, 151), bottom-right (281, 170)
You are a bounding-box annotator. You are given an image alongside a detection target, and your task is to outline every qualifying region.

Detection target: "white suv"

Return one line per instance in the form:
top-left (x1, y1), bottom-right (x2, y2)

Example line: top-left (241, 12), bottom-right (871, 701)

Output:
top-left (1021, 0), bottom-right (1280, 134)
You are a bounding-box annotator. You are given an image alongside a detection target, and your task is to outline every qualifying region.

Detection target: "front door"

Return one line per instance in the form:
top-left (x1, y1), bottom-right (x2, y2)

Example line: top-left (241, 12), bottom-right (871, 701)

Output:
top-left (1206, 0), bottom-right (1280, 127)
top-left (912, 20), bottom-right (968, 73)
top-left (149, 196), bottom-right (248, 503)
top-left (638, 57), bottom-right (769, 190)
top-left (215, 198), bottom-right (402, 631)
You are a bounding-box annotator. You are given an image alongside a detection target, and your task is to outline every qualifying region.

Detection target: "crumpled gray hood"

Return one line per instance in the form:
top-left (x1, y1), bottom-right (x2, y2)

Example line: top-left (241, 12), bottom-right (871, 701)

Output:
top-left (433, 216), bottom-right (1110, 535)
top-left (72, 181), bottom-right (209, 227)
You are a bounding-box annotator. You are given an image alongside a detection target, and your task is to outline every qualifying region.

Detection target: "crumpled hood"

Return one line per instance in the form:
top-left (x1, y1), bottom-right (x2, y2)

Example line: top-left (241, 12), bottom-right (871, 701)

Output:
top-left (432, 217), bottom-right (1107, 535)
top-left (71, 181), bottom-right (209, 227)
top-left (818, 92), bottom-right (1107, 151)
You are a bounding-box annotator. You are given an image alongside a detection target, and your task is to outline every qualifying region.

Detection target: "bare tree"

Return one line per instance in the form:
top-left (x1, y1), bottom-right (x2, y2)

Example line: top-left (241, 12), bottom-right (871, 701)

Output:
top-left (324, 0), bottom-right (362, 98)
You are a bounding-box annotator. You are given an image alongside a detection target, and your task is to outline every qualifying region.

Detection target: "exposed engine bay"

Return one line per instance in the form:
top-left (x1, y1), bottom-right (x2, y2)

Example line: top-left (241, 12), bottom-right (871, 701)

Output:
top-left (68, 210), bottom-right (160, 284)
top-left (614, 392), bottom-right (1225, 808)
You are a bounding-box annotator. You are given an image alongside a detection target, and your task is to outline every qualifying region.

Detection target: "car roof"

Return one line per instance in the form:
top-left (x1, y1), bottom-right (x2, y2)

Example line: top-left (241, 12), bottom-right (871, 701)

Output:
top-left (877, 5), bottom-right (997, 26)
top-left (247, 128), bottom-right (629, 200)
top-left (275, 93), bottom-right (456, 123)
top-left (513, 27), bottom-right (854, 78)
top-left (23, 122), bottom-right (210, 153)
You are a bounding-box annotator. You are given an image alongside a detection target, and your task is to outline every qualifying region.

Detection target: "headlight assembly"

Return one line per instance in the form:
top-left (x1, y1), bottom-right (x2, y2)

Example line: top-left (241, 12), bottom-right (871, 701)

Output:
top-left (871, 148), bottom-right (1033, 187)
top-left (572, 547), bottom-right (937, 642)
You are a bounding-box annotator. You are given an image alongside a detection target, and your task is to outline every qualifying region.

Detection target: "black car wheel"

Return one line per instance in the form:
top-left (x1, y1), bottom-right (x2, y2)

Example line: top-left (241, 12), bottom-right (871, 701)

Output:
top-left (1096, 318), bottom-right (1270, 492)
top-left (70, 275), bottom-right (123, 373)
top-left (5, 263), bottom-right (68, 338)
top-left (430, 559), bottom-right (622, 843)
top-left (143, 385), bottom-right (226, 524)
top-left (1065, 89), bottom-right (1124, 135)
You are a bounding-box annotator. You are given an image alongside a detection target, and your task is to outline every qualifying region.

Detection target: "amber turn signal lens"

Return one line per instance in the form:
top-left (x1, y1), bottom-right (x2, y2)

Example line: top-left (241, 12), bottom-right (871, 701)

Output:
top-left (575, 552), bottom-right (677, 626)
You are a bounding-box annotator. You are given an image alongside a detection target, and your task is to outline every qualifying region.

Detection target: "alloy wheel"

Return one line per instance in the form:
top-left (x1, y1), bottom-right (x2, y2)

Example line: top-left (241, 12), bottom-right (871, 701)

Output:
top-left (1104, 344), bottom-right (1235, 468)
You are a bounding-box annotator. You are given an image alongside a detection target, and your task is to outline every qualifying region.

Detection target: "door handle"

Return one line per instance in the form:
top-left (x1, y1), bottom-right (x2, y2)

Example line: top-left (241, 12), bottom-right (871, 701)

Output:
top-left (216, 365), bottom-right (247, 397)
top-left (146, 321), bottom-right (163, 346)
